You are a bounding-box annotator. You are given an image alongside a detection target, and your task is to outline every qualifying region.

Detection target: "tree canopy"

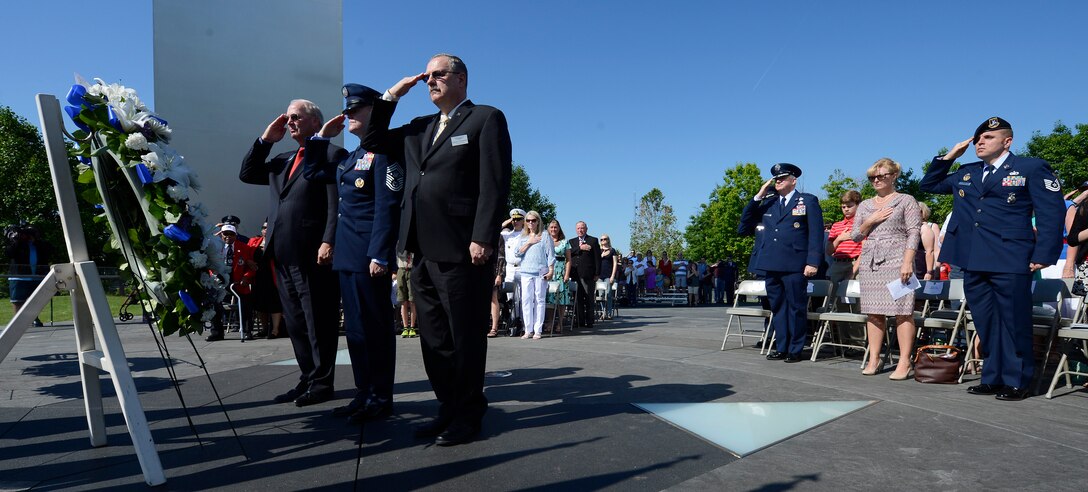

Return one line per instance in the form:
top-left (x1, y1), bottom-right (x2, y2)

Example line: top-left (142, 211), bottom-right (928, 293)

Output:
top-left (1022, 121), bottom-right (1088, 190)
top-left (508, 163), bottom-right (557, 222)
top-left (683, 163), bottom-right (763, 269)
top-left (629, 188), bottom-right (683, 259)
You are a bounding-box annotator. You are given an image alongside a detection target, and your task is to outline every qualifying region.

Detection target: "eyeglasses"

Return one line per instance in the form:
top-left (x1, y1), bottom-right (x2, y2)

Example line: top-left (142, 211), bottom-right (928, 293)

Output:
top-left (868, 172), bottom-right (895, 182)
top-left (261, 225), bottom-right (268, 229)
top-left (513, 218), bottom-right (523, 222)
top-left (424, 70), bottom-right (461, 82)
top-left (287, 113), bottom-right (305, 121)
top-left (525, 219), bottom-right (538, 223)
top-left (774, 176), bottom-right (792, 182)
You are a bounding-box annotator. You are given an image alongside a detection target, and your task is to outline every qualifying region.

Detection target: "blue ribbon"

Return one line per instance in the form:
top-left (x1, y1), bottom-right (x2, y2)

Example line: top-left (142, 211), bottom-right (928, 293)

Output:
top-left (107, 106), bottom-right (123, 132)
top-left (178, 290), bottom-right (199, 314)
top-left (163, 224), bottom-right (191, 242)
top-left (65, 85), bottom-right (88, 107)
top-left (64, 106), bottom-right (90, 132)
top-left (135, 163), bottom-right (153, 184)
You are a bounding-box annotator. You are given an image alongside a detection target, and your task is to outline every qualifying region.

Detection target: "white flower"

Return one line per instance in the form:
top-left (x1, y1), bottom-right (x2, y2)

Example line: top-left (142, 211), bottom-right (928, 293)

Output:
top-left (201, 309), bottom-right (215, 322)
top-left (125, 133), bottom-right (149, 151)
top-left (167, 184), bottom-right (189, 201)
top-left (188, 251), bottom-right (207, 268)
top-left (134, 113), bottom-right (172, 142)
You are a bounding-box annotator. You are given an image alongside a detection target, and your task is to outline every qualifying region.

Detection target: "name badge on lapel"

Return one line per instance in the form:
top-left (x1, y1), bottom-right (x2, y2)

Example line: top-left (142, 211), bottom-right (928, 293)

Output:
top-left (354, 152), bottom-right (375, 171)
top-left (451, 135), bottom-right (469, 146)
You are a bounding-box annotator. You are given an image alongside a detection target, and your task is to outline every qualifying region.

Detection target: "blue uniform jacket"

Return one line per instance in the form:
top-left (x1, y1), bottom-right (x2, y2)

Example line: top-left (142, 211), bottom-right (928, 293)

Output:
top-left (738, 192), bottom-right (824, 273)
top-left (919, 153), bottom-right (1065, 273)
top-left (303, 139), bottom-right (403, 272)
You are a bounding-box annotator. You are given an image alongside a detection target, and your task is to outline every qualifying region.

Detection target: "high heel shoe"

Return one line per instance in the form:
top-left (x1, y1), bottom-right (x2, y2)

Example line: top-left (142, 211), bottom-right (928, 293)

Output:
top-left (888, 368), bottom-right (911, 380)
top-left (861, 360), bottom-right (885, 376)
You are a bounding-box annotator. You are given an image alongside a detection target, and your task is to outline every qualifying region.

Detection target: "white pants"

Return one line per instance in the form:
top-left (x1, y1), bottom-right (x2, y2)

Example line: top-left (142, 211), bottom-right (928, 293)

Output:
top-left (519, 272), bottom-right (548, 335)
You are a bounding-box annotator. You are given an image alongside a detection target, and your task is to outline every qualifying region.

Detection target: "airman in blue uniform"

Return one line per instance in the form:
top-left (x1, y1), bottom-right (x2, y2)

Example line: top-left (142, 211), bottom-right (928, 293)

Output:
top-left (920, 117), bottom-right (1066, 401)
top-left (303, 84), bottom-right (403, 420)
top-left (739, 163), bottom-right (825, 362)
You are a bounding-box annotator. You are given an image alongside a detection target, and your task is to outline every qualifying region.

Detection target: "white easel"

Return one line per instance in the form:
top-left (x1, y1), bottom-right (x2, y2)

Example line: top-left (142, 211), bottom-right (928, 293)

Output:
top-left (0, 94), bottom-right (166, 486)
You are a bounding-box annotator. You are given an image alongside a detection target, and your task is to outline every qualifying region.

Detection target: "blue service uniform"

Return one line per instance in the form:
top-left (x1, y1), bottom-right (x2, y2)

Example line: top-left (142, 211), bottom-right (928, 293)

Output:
top-left (304, 139), bottom-right (403, 407)
top-left (739, 192), bottom-right (824, 355)
top-left (920, 153), bottom-right (1065, 389)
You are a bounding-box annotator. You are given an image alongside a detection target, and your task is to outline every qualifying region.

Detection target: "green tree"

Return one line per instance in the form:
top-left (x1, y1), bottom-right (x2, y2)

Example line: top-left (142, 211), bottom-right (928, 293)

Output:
top-left (508, 163), bottom-right (557, 221)
top-left (1022, 121), bottom-right (1088, 190)
top-left (819, 169), bottom-right (865, 223)
top-left (0, 105), bottom-right (110, 269)
top-left (630, 188), bottom-right (683, 258)
top-left (684, 163), bottom-right (764, 272)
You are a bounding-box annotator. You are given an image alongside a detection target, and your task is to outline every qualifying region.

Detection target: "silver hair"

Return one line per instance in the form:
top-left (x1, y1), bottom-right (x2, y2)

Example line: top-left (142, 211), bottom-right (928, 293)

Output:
top-left (432, 53), bottom-right (468, 76)
top-left (289, 99), bottom-right (324, 122)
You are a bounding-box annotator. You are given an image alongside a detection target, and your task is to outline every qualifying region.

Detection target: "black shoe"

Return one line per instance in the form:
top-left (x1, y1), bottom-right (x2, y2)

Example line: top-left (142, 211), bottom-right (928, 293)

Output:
top-left (784, 353), bottom-right (803, 363)
top-left (766, 351), bottom-right (787, 360)
top-left (349, 402), bottom-right (393, 423)
top-left (274, 387), bottom-right (304, 403)
top-left (205, 333), bottom-right (224, 342)
top-left (33, 318), bottom-right (43, 327)
top-left (435, 423), bottom-right (480, 446)
top-left (413, 417), bottom-right (452, 438)
top-left (295, 390), bottom-right (334, 407)
top-left (966, 383), bottom-right (1005, 395)
top-left (995, 387), bottom-right (1031, 401)
top-left (331, 398), bottom-right (367, 417)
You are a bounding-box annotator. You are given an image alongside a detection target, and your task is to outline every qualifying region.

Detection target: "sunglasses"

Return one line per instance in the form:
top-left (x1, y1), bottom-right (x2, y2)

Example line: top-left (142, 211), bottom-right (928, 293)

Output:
top-left (868, 172), bottom-right (895, 182)
top-left (525, 219), bottom-right (538, 223)
top-left (424, 70), bottom-right (461, 82)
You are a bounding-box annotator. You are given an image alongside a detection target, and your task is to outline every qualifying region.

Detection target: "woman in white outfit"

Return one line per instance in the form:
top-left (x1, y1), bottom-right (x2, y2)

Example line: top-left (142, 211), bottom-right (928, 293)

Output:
top-left (514, 211), bottom-right (555, 339)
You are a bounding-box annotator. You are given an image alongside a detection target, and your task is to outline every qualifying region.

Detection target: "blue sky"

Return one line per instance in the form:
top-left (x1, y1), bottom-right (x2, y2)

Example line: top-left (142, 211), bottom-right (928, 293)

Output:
top-left (3, 1), bottom-right (1087, 255)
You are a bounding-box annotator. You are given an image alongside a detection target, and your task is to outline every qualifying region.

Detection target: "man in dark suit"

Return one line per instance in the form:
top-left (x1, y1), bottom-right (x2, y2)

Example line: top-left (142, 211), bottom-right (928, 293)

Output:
top-left (302, 84), bottom-right (403, 422)
top-left (920, 117), bottom-right (1065, 401)
top-left (565, 221), bottom-right (601, 328)
top-left (738, 163), bottom-right (824, 362)
top-left (362, 53), bottom-right (512, 446)
top-left (240, 99), bottom-right (347, 407)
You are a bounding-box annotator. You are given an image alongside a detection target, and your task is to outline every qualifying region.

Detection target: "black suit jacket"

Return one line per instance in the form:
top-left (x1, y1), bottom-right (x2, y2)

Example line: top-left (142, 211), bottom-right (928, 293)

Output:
top-left (362, 99), bottom-right (511, 264)
top-left (239, 138), bottom-right (347, 266)
top-left (567, 235), bottom-right (601, 280)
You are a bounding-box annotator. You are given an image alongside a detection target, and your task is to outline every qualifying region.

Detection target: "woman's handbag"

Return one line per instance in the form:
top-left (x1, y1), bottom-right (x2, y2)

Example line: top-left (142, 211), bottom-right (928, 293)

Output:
top-left (913, 344), bottom-right (963, 384)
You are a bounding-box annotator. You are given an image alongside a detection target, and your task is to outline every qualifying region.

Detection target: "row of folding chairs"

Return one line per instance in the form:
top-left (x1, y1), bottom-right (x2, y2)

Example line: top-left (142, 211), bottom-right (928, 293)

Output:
top-left (722, 277), bottom-right (1088, 397)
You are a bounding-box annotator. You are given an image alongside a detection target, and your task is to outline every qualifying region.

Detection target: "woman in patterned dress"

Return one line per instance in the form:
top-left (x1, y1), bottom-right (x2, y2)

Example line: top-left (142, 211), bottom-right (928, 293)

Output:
top-left (852, 158), bottom-right (922, 380)
top-left (547, 220), bottom-right (571, 331)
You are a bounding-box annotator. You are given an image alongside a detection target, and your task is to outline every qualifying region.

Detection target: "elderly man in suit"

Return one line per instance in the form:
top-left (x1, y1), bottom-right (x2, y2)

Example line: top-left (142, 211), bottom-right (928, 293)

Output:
top-left (363, 53), bottom-right (512, 446)
top-left (302, 84), bottom-right (403, 422)
top-left (565, 221), bottom-right (601, 328)
top-left (739, 163), bottom-right (825, 362)
top-left (240, 99), bottom-right (348, 407)
top-left (921, 117), bottom-right (1065, 401)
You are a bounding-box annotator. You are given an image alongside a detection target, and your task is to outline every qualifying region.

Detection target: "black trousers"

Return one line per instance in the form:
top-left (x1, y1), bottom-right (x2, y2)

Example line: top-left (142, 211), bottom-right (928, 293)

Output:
top-left (275, 262), bottom-right (340, 394)
top-left (412, 257), bottom-right (491, 427)
top-left (340, 270), bottom-right (395, 403)
top-left (573, 276), bottom-right (596, 327)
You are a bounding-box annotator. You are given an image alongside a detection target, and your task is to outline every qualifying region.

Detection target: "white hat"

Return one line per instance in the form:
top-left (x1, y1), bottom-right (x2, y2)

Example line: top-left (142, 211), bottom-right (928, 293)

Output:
top-left (509, 208), bottom-right (526, 219)
top-left (220, 224), bottom-right (237, 234)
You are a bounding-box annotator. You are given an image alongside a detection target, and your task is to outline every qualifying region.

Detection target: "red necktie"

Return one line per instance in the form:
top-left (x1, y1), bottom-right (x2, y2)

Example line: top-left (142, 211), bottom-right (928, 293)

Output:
top-left (288, 147), bottom-right (305, 179)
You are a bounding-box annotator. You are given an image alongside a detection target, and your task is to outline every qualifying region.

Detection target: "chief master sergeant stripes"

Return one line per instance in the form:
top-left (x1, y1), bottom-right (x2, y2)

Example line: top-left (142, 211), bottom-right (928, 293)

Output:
top-left (738, 163), bottom-right (824, 363)
top-left (920, 116), bottom-right (1066, 401)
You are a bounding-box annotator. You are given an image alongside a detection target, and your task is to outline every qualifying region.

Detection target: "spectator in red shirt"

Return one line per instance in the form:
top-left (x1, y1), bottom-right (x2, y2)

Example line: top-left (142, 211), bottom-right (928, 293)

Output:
top-left (658, 252), bottom-right (673, 290)
top-left (826, 190), bottom-right (864, 290)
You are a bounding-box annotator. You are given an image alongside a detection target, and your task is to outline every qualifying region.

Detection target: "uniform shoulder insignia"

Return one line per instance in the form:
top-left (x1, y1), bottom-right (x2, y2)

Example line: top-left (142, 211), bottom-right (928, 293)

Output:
top-left (386, 162), bottom-right (404, 191)
top-left (1043, 178), bottom-right (1061, 192)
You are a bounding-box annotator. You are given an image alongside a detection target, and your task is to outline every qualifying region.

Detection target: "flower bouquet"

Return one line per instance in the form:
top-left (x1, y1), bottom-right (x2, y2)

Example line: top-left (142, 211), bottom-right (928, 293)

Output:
top-left (64, 78), bottom-right (227, 336)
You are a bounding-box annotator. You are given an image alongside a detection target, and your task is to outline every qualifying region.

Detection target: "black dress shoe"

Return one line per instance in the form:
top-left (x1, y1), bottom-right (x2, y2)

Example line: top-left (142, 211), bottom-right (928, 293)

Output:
top-left (295, 390), bottom-right (334, 407)
top-left (349, 403), bottom-right (393, 423)
top-left (966, 383), bottom-right (1005, 395)
top-left (435, 423), bottom-right (480, 446)
top-left (205, 333), bottom-right (224, 342)
top-left (274, 387), bottom-right (304, 403)
top-left (766, 351), bottom-right (787, 360)
top-left (413, 418), bottom-right (452, 438)
top-left (784, 353), bottom-right (803, 363)
top-left (995, 387), bottom-right (1031, 401)
top-left (331, 398), bottom-right (367, 417)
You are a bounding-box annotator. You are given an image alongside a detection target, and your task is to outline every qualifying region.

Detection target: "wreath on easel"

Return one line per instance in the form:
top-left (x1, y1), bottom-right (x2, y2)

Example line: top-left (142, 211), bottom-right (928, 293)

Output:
top-left (63, 78), bottom-right (227, 336)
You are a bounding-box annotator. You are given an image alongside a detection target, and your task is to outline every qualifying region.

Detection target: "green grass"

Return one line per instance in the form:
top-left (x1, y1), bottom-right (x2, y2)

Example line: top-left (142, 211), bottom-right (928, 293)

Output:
top-left (0, 294), bottom-right (130, 325)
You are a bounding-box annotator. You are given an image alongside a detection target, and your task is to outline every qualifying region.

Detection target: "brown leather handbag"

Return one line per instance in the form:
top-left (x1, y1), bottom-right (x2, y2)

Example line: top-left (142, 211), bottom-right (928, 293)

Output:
top-left (913, 344), bottom-right (963, 384)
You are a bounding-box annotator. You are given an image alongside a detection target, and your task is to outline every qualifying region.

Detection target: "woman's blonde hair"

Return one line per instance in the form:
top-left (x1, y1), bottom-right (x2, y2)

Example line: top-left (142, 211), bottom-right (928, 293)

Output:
top-left (866, 157), bottom-right (901, 178)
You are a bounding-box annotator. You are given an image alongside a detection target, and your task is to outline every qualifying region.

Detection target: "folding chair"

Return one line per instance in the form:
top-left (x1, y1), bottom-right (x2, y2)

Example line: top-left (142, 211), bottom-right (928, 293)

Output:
top-left (1044, 322), bottom-right (1088, 398)
top-left (594, 280), bottom-right (609, 320)
top-left (610, 281), bottom-right (621, 318)
top-left (915, 279), bottom-right (968, 348)
top-left (810, 280), bottom-right (871, 365)
top-left (721, 280), bottom-right (772, 351)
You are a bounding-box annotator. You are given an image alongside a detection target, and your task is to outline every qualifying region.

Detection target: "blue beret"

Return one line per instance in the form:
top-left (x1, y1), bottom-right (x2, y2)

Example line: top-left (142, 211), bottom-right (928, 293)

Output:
top-left (342, 83), bottom-right (381, 113)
